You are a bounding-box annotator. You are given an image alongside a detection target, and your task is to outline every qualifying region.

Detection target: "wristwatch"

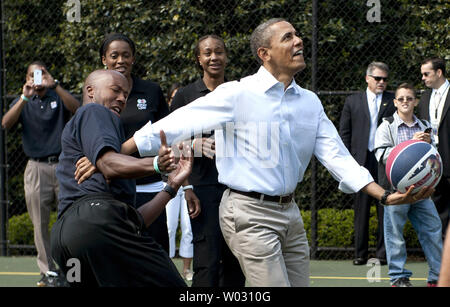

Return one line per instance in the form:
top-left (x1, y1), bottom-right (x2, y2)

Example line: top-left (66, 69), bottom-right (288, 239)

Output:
top-left (380, 189), bottom-right (392, 205)
top-left (163, 184), bottom-right (177, 198)
top-left (50, 79), bottom-right (60, 89)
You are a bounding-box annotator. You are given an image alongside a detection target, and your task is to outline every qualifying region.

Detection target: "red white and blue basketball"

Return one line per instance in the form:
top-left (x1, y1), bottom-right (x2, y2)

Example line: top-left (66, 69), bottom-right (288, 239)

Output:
top-left (385, 139), bottom-right (442, 193)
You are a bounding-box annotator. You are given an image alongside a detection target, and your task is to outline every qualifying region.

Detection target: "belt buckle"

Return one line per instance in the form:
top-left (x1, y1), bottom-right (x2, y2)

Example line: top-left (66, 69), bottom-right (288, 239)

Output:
top-left (48, 156), bottom-right (58, 163)
top-left (279, 194), bottom-right (292, 204)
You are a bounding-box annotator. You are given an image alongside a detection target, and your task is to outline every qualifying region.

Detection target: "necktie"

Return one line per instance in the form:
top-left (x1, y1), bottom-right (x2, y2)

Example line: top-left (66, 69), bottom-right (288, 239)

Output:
top-left (434, 91), bottom-right (441, 119)
top-left (368, 96), bottom-right (378, 151)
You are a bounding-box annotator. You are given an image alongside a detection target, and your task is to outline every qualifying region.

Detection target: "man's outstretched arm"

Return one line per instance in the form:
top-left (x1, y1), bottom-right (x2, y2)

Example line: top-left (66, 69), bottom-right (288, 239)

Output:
top-left (361, 181), bottom-right (434, 206)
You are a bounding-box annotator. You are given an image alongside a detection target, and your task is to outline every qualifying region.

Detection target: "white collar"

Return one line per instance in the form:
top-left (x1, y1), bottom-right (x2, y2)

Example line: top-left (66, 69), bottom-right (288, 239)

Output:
top-left (366, 88), bottom-right (380, 101)
top-left (257, 66), bottom-right (302, 95)
top-left (434, 79), bottom-right (449, 96)
top-left (394, 111), bottom-right (418, 127)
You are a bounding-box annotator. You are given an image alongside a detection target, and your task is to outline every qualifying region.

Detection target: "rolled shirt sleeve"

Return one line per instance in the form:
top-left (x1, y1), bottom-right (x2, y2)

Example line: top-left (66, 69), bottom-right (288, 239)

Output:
top-left (314, 110), bottom-right (374, 194)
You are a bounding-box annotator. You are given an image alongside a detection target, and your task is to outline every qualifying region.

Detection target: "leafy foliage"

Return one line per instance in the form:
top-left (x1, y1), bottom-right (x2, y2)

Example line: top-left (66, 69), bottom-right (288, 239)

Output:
top-left (301, 207), bottom-right (420, 248)
top-left (7, 212), bottom-right (57, 246)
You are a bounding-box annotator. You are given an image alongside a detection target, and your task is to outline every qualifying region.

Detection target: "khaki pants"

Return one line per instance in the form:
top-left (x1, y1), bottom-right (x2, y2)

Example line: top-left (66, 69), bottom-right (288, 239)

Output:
top-left (24, 160), bottom-right (59, 274)
top-left (219, 189), bottom-right (310, 287)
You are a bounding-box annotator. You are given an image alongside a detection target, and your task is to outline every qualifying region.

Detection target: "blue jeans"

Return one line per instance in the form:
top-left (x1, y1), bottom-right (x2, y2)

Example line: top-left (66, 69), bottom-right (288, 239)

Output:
top-left (384, 198), bottom-right (442, 282)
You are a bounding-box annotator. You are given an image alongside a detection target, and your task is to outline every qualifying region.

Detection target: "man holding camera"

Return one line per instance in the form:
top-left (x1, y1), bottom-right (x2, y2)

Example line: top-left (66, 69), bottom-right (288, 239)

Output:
top-left (1, 61), bottom-right (80, 287)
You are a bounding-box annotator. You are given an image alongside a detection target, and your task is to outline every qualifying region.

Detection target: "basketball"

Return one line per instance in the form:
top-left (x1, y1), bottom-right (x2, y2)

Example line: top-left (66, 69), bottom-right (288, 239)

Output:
top-left (385, 139), bottom-right (442, 194)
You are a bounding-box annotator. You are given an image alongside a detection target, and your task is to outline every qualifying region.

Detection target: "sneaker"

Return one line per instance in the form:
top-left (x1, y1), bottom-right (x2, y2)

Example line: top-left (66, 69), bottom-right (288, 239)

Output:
top-left (427, 280), bottom-right (438, 287)
top-left (183, 269), bottom-right (194, 281)
top-left (46, 271), bottom-right (59, 287)
top-left (391, 277), bottom-right (413, 287)
top-left (54, 269), bottom-right (70, 287)
top-left (36, 274), bottom-right (48, 287)
top-left (37, 271), bottom-right (68, 287)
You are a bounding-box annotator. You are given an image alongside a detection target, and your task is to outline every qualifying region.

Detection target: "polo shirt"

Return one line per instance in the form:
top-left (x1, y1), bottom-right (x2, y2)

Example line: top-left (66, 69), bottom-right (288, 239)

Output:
top-left (10, 89), bottom-right (71, 159)
top-left (170, 78), bottom-right (219, 186)
top-left (120, 76), bottom-right (169, 185)
top-left (56, 103), bottom-right (136, 216)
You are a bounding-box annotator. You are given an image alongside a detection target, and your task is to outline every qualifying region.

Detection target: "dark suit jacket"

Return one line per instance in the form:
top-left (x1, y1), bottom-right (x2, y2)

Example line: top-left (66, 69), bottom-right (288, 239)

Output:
top-left (417, 87), bottom-right (450, 178)
top-left (339, 91), bottom-right (396, 166)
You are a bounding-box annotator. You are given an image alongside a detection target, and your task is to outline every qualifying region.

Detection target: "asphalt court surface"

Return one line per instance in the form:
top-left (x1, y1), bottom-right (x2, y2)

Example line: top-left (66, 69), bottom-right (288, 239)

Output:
top-left (0, 256), bottom-right (431, 287)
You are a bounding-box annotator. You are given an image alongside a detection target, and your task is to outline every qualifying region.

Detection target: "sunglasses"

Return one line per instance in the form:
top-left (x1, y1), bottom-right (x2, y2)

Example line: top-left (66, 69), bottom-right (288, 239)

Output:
top-left (369, 75), bottom-right (388, 82)
top-left (395, 97), bottom-right (415, 102)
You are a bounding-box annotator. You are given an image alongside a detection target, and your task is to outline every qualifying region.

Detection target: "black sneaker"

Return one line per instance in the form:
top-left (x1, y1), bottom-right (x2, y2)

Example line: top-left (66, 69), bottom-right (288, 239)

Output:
top-left (36, 274), bottom-right (48, 287)
top-left (37, 271), bottom-right (69, 287)
top-left (44, 271), bottom-right (60, 287)
top-left (55, 270), bottom-right (70, 287)
top-left (391, 277), bottom-right (413, 287)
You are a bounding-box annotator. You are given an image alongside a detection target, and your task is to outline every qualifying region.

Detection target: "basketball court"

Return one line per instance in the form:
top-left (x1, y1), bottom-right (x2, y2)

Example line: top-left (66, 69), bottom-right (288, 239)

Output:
top-left (0, 256), bottom-right (430, 287)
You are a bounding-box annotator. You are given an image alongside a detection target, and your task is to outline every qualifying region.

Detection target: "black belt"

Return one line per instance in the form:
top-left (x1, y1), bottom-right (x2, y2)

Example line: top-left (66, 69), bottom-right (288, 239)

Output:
top-left (229, 188), bottom-right (293, 204)
top-left (30, 155), bottom-right (59, 163)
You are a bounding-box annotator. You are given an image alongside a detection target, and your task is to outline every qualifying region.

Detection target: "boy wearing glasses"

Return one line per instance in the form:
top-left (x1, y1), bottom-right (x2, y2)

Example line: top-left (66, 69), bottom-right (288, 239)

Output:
top-left (374, 83), bottom-right (442, 287)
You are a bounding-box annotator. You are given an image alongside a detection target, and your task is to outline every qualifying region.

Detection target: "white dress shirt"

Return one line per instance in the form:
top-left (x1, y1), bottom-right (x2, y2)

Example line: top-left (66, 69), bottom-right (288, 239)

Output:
top-left (366, 89), bottom-right (381, 152)
top-left (134, 66), bottom-right (373, 196)
top-left (429, 79), bottom-right (450, 145)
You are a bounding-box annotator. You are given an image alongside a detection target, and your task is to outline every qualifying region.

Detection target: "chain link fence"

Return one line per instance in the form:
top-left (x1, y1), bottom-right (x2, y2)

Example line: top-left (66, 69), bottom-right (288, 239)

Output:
top-left (1, 0), bottom-right (448, 259)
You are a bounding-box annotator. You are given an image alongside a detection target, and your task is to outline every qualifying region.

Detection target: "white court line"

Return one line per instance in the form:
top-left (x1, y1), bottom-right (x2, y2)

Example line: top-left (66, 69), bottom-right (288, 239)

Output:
top-left (311, 276), bottom-right (426, 281)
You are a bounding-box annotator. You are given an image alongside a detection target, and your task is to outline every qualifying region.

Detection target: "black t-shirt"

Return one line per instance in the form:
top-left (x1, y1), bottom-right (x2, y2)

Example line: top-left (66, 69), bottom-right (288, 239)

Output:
top-left (10, 89), bottom-right (71, 158)
top-left (170, 78), bottom-right (219, 186)
top-left (56, 103), bottom-right (136, 217)
top-left (120, 76), bottom-right (169, 185)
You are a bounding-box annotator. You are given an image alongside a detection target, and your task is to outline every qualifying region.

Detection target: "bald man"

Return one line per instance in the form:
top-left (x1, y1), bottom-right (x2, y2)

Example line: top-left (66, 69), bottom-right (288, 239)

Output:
top-left (50, 70), bottom-right (192, 287)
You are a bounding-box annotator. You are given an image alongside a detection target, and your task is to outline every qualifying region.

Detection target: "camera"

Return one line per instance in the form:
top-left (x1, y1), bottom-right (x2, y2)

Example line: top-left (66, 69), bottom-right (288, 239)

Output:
top-left (33, 69), bottom-right (42, 85)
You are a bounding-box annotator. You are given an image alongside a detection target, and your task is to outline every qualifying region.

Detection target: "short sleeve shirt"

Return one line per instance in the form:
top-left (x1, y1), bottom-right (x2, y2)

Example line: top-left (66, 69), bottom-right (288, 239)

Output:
top-left (10, 89), bottom-right (71, 158)
top-left (120, 76), bottom-right (169, 185)
top-left (56, 103), bottom-right (136, 216)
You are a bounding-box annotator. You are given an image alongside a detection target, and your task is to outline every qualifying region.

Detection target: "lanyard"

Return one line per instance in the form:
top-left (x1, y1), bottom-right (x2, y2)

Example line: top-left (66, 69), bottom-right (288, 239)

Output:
top-left (434, 83), bottom-right (450, 118)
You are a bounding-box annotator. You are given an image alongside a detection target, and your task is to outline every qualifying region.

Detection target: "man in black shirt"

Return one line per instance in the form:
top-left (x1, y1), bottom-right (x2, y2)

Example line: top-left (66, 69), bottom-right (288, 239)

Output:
top-left (51, 69), bottom-right (191, 287)
top-left (2, 61), bottom-right (80, 286)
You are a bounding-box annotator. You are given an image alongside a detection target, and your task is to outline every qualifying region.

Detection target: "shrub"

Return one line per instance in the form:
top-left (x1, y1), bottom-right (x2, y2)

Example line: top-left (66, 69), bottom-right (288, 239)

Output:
top-left (301, 207), bottom-right (420, 248)
top-left (7, 208), bottom-right (420, 255)
top-left (8, 211), bottom-right (58, 246)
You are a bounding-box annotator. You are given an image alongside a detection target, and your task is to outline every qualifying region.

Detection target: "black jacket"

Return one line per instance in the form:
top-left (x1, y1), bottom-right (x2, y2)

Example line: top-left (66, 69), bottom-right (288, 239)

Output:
top-left (417, 87), bottom-right (450, 178)
top-left (339, 91), bottom-right (396, 165)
